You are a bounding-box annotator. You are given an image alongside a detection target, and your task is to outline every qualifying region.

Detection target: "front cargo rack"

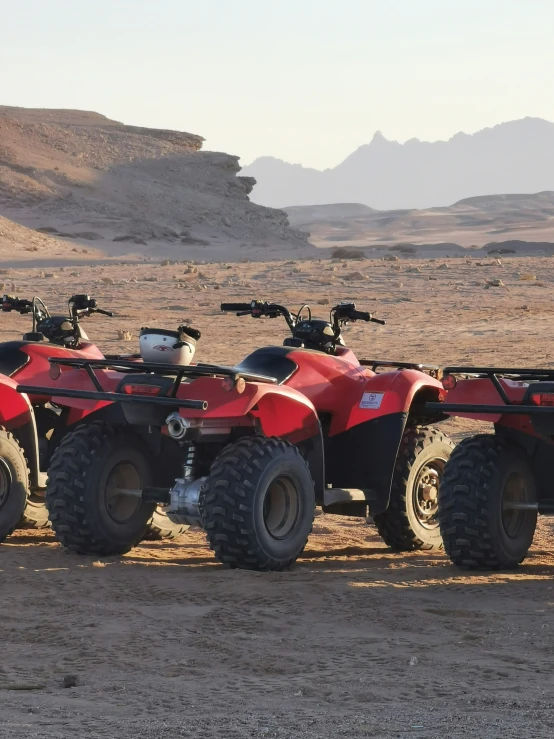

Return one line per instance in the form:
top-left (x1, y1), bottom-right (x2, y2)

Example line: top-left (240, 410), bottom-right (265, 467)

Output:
top-left (16, 357), bottom-right (278, 411)
top-left (425, 365), bottom-right (554, 416)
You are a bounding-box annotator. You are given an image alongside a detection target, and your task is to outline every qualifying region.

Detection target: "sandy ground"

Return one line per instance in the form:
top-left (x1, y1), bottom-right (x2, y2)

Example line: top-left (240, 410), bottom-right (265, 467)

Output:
top-left (1, 253), bottom-right (554, 738)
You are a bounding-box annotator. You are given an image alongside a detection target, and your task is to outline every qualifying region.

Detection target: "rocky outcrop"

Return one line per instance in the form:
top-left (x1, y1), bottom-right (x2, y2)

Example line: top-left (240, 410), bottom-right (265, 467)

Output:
top-left (0, 106), bottom-right (308, 248)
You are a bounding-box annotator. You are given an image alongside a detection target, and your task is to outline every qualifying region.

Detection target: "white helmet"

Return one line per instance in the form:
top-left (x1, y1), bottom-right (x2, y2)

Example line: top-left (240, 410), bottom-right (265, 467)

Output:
top-left (139, 326), bottom-right (200, 365)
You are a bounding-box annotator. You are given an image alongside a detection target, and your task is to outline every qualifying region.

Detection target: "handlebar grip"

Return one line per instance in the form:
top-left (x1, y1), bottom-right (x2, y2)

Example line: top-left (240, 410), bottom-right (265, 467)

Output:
top-left (220, 303), bottom-right (252, 312)
top-left (353, 310), bottom-right (371, 321)
top-left (97, 309), bottom-right (114, 317)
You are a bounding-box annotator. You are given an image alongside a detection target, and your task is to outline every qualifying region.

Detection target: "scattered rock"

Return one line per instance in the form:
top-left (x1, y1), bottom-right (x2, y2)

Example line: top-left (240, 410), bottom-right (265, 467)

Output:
top-left (317, 298), bottom-right (330, 305)
top-left (330, 247), bottom-right (365, 260)
top-left (62, 675), bottom-right (79, 689)
top-left (519, 273), bottom-right (537, 281)
top-left (36, 226), bottom-right (58, 234)
top-left (485, 278), bottom-right (505, 287)
top-left (384, 255), bottom-right (400, 262)
top-left (72, 231), bottom-right (101, 240)
top-left (113, 235), bottom-right (147, 245)
top-left (345, 271), bottom-right (368, 281)
top-left (4, 683), bottom-right (46, 691)
top-left (101, 277), bottom-right (115, 285)
top-left (117, 329), bottom-right (133, 341)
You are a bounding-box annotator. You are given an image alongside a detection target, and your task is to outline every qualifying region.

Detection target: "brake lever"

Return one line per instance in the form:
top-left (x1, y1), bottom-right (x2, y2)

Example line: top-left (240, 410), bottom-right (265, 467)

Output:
top-left (236, 310), bottom-right (252, 317)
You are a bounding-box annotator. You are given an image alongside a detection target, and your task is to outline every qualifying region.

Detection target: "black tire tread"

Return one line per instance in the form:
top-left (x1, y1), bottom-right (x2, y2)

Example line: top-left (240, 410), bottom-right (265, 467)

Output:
top-left (202, 436), bottom-right (313, 571)
top-left (0, 428), bottom-right (30, 543)
top-left (439, 433), bottom-right (534, 570)
top-left (19, 498), bottom-right (50, 529)
top-left (143, 508), bottom-right (189, 541)
top-left (46, 422), bottom-right (152, 555)
top-left (373, 426), bottom-right (455, 552)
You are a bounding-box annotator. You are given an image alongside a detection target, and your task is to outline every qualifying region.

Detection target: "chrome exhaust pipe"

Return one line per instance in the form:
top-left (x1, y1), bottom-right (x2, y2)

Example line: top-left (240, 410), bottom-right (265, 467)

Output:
top-left (166, 411), bottom-right (191, 441)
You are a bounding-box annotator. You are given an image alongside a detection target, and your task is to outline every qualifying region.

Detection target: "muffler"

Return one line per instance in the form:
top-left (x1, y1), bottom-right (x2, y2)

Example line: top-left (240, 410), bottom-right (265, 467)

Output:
top-left (166, 411), bottom-right (191, 440)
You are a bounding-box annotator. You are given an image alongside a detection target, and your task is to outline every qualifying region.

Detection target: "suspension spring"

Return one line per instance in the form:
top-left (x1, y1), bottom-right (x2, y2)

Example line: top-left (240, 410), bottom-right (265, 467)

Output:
top-left (183, 443), bottom-right (198, 481)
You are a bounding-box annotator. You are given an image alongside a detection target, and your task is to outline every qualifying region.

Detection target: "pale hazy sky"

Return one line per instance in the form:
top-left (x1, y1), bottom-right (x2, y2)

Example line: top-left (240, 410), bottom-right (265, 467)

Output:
top-left (3, 0), bottom-right (554, 169)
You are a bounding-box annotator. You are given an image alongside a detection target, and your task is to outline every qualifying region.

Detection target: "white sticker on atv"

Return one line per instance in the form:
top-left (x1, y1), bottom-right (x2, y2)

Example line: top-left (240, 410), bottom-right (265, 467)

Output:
top-left (359, 391), bottom-right (385, 409)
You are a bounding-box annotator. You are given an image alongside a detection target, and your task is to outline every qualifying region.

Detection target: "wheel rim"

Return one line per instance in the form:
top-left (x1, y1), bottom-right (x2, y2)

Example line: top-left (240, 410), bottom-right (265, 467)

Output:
top-left (104, 461), bottom-right (142, 524)
top-left (502, 471), bottom-right (531, 539)
top-left (0, 459), bottom-right (12, 512)
top-left (262, 475), bottom-right (300, 540)
top-left (412, 459), bottom-right (446, 529)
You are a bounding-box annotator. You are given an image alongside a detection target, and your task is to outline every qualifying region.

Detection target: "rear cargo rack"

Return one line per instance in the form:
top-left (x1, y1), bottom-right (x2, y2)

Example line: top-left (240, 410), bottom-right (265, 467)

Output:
top-left (359, 359), bottom-right (440, 375)
top-left (16, 357), bottom-right (278, 411)
top-left (426, 365), bottom-right (554, 416)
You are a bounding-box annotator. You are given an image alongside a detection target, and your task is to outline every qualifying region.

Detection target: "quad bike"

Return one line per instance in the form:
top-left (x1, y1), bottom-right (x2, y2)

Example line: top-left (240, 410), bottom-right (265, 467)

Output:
top-left (426, 366), bottom-right (554, 570)
top-left (0, 294), bottom-right (187, 543)
top-left (22, 299), bottom-right (454, 569)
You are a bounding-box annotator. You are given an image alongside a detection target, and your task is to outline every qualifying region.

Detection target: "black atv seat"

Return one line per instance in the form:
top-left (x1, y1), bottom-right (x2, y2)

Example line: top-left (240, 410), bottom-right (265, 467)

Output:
top-left (235, 346), bottom-right (297, 385)
top-left (0, 341), bottom-right (32, 378)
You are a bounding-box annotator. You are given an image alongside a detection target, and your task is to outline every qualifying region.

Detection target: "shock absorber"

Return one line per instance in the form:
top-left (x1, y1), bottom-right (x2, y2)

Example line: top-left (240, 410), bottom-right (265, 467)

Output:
top-left (183, 443), bottom-right (198, 481)
top-left (166, 442), bottom-right (205, 527)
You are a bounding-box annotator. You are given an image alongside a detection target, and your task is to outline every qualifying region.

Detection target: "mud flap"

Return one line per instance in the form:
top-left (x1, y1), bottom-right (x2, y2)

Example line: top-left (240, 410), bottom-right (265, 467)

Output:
top-left (295, 431), bottom-right (325, 503)
top-left (324, 412), bottom-right (408, 515)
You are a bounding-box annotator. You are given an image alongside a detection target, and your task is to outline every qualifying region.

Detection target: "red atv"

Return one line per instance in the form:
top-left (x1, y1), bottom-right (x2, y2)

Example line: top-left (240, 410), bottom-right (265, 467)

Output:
top-left (0, 294), bottom-right (184, 543)
top-left (426, 366), bottom-right (554, 570)
top-left (20, 300), bottom-right (454, 570)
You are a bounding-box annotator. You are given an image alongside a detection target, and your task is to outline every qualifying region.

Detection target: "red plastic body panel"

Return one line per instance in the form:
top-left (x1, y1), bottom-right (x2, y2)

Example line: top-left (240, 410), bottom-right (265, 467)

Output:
top-left (284, 348), bottom-right (443, 435)
top-left (0, 342), bottom-right (102, 427)
top-left (0, 374), bottom-right (34, 428)
top-left (444, 377), bottom-right (530, 424)
top-left (38, 346), bottom-right (444, 437)
top-left (14, 342), bottom-right (103, 388)
top-left (441, 376), bottom-right (545, 438)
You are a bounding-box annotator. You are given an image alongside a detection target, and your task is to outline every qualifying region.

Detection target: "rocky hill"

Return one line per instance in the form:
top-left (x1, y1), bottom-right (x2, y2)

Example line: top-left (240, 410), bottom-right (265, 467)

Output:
top-left (0, 106), bottom-right (309, 258)
top-left (243, 118), bottom-right (554, 209)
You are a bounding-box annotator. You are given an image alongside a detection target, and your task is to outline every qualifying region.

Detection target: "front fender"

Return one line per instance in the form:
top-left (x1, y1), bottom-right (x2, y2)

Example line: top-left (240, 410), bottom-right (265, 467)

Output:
top-left (0, 377), bottom-right (41, 486)
top-left (340, 369), bottom-right (445, 433)
top-left (327, 370), bottom-right (446, 515)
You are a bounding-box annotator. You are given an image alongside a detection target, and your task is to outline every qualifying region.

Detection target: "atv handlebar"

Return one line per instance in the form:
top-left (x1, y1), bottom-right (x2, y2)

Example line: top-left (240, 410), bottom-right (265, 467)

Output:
top-left (69, 294), bottom-right (113, 318)
top-left (332, 303), bottom-right (386, 326)
top-left (353, 310), bottom-right (385, 325)
top-left (1, 295), bottom-right (33, 314)
top-left (221, 299), bottom-right (385, 329)
top-left (220, 302), bottom-right (254, 312)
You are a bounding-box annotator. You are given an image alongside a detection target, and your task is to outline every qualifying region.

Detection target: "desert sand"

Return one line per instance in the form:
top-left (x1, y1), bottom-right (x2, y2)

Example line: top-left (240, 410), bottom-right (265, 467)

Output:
top-left (1, 253), bottom-right (554, 738)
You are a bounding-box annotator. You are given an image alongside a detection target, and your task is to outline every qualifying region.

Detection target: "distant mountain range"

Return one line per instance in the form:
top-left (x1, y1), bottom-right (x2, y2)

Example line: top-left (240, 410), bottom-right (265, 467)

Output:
top-left (242, 118), bottom-right (554, 210)
top-left (283, 192), bottom-right (554, 252)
